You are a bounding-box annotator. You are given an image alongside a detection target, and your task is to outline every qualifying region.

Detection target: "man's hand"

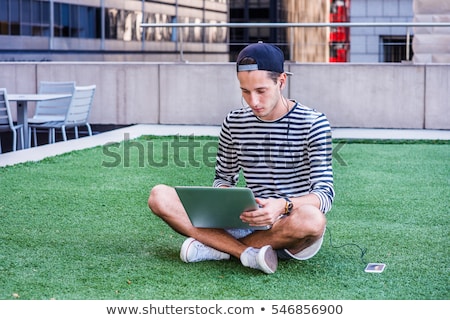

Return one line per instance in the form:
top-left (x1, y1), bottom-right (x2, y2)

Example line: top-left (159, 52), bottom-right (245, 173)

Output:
top-left (240, 198), bottom-right (286, 227)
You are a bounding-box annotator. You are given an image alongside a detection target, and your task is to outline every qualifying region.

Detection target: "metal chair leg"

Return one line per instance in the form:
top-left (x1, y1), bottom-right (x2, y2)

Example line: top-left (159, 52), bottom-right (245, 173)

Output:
top-left (19, 127), bottom-right (24, 150)
top-left (86, 123), bottom-right (92, 136)
top-left (12, 130), bottom-right (17, 151)
top-left (62, 126), bottom-right (67, 141)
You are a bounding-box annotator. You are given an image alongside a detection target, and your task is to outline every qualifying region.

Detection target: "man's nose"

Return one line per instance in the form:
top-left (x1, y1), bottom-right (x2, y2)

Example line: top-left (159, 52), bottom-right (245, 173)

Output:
top-left (248, 92), bottom-right (259, 107)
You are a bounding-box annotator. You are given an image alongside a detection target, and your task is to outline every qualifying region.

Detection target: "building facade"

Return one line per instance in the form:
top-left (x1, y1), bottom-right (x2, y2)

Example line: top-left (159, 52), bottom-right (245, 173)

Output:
top-left (0, 0), bottom-right (396, 64)
top-left (0, 0), bottom-right (229, 62)
top-left (0, 0), bottom-right (447, 63)
top-left (350, 0), bottom-right (414, 63)
top-left (412, 0), bottom-right (450, 63)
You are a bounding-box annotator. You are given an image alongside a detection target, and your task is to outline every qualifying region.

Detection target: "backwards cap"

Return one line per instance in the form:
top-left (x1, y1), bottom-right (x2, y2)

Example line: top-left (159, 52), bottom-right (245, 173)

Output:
top-left (236, 42), bottom-right (292, 75)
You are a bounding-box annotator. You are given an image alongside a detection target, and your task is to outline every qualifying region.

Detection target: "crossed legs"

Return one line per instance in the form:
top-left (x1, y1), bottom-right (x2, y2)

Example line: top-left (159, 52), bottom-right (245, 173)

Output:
top-left (148, 184), bottom-right (326, 272)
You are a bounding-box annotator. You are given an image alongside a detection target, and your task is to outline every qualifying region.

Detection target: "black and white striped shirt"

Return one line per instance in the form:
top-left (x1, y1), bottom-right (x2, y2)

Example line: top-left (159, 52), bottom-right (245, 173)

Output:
top-left (213, 102), bottom-right (335, 213)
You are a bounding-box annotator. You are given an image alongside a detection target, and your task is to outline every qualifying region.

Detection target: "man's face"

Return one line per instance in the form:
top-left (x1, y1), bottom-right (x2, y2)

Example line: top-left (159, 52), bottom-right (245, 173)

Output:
top-left (237, 70), bottom-right (285, 121)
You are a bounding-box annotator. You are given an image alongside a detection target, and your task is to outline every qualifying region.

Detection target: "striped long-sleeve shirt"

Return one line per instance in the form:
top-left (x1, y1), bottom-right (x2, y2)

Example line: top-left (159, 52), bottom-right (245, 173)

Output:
top-left (213, 102), bottom-right (335, 213)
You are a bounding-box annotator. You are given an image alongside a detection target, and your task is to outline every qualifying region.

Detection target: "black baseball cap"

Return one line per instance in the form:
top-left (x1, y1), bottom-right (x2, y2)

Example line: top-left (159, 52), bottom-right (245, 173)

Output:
top-left (236, 42), bottom-right (292, 75)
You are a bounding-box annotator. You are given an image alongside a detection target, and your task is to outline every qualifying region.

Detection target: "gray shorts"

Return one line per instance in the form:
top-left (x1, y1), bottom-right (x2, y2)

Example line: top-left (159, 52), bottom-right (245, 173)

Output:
top-left (226, 227), bottom-right (326, 261)
top-left (276, 231), bottom-right (325, 260)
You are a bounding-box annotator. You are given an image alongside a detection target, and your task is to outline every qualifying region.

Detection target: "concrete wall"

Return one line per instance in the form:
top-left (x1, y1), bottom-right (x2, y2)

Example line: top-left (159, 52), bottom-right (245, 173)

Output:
top-left (0, 62), bottom-right (448, 130)
top-left (424, 65), bottom-right (450, 129)
top-left (290, 63), bottom-right (425, 128)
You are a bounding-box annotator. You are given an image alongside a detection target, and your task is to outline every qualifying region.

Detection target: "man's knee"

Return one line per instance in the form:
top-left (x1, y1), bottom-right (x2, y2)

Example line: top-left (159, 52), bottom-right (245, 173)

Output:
top-left (148, 184), bottom-right (169, 213)
top-left (296, 204), bottom-right (326, 238)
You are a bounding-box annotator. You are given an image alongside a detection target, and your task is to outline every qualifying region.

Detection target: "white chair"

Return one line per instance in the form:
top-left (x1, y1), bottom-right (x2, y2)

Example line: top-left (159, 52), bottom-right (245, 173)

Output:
top-left (0, 88), bottom-right (24, 153)
top-left (29, 85), bottom-right (96, 144)
top-left (29, 81), bottom-right (76, 146)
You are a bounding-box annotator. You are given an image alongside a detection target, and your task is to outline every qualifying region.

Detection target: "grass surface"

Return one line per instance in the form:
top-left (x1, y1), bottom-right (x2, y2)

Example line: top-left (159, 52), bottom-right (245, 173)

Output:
top-left (0, 136), bottom-right (448, 300)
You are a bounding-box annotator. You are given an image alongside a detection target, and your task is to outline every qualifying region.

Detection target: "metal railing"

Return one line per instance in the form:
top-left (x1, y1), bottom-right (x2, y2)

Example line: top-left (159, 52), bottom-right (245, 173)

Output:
top-left (140, 21), bottom-right (450, 62)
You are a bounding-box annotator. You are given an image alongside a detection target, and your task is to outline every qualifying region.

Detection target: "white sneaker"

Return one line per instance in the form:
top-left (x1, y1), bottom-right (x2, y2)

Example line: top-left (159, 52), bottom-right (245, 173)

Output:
top-left (240, 245), bottom-right (278, 274)
top-left (180, 237), bottom-right (230, 263)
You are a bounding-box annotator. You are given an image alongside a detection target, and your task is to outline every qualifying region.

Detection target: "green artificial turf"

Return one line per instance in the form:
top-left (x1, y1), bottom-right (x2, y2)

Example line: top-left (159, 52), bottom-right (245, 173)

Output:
top-left (0, 136), bottom-right (448, 300)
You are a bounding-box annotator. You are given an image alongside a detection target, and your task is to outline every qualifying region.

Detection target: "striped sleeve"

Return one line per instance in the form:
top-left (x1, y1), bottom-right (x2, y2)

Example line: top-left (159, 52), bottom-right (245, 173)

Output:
top-left (307, 114), bottom-right (335, 213)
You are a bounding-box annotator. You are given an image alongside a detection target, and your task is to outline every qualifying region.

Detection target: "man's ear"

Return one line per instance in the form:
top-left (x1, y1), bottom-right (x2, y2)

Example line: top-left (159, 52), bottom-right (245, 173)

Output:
top-left (279, 74), bottom-right (287, 89)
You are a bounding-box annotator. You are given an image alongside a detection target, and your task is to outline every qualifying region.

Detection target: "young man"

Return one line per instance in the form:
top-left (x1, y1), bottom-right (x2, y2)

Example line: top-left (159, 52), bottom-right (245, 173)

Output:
top-left (148, 42), bottom-right (334, 274)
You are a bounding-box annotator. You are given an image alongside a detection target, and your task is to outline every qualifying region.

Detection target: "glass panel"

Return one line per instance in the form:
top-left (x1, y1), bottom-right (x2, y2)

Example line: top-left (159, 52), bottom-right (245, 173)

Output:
top-left (123, 11), bottom-right (132, 41)
top-left (31, 0), bottom-right (42, 36)
top-left (42, 0), bottom-right (49, 36)
top-left (0, 0), bottom-right (7, 35)
top-left (70, 4), bottom-right (79, 37)
top-left (144, 12), bottom-right (155, 41)
top-left (22, 0), bottom-right (31, 21)
top-left (193, 17), bottom-right (202, 42)
top-left (153, 13), bottom-right (171, 41)
top-left (11, 0), bottom-right (20, 35)
top-left (11, 0), bottom-right (19, 22)
top-left (135, 11), bottom-right (142, 41)
top-left (170, 16), bottom-right (177, 42)
top-left (0, 0), bottom-right (7, 21)
top-left (105, 8), bottom-right (118, 39)
top-left (54, 3), bottom-right (61, 37)
top-left (61, 3), bottom-right (70, 37)
top-left (94, 7), bottom-right (101, 38)
top-left (78, 5), bottom-right (87, 38)
top-left (116, 10), bottom-right (125, 40)
top-left (90, 7), bottom-right (100, 38)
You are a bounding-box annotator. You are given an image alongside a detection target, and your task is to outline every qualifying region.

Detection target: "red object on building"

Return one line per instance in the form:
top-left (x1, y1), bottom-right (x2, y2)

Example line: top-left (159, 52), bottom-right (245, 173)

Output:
top-left (329, 0), bottom-right (350, 62)
top-left (330, 27), bottom-right (348, 42)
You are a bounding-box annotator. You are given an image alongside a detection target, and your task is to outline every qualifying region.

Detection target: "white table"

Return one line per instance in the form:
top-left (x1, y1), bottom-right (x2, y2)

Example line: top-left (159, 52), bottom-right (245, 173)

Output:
top-left (8, 93), bottom-right (72, 149)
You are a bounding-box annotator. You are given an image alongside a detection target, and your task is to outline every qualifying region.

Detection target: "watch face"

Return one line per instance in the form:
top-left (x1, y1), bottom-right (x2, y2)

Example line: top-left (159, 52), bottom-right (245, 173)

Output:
top-left (285, 199), bottom-right (293, 214)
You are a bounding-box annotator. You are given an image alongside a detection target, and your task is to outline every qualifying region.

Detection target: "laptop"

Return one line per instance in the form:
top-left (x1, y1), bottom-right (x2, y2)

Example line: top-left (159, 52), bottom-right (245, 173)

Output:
top-left (175, 186), bottom-right (270, 230)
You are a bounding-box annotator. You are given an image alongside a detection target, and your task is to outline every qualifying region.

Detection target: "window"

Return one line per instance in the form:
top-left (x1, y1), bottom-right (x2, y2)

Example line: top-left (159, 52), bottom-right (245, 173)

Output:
top-left (52, 2), bottom-right (99, 39)
top-left (380, 36), bottom-right (414, 62)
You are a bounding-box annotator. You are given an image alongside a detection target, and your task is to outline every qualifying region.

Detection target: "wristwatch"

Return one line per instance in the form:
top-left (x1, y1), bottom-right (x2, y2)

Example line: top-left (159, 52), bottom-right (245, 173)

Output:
top-left (284, 198), bottom-right (293, 215)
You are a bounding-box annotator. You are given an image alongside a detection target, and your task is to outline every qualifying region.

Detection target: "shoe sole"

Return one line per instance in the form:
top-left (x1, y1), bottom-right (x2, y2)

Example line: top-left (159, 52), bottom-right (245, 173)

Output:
top-left (258, 245), bottom-right (278, 274)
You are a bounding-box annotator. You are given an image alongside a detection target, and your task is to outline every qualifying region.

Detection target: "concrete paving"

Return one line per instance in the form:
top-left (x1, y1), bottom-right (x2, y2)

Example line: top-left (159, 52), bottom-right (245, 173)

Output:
top-left (1, 124), bottom-right (449, 167)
